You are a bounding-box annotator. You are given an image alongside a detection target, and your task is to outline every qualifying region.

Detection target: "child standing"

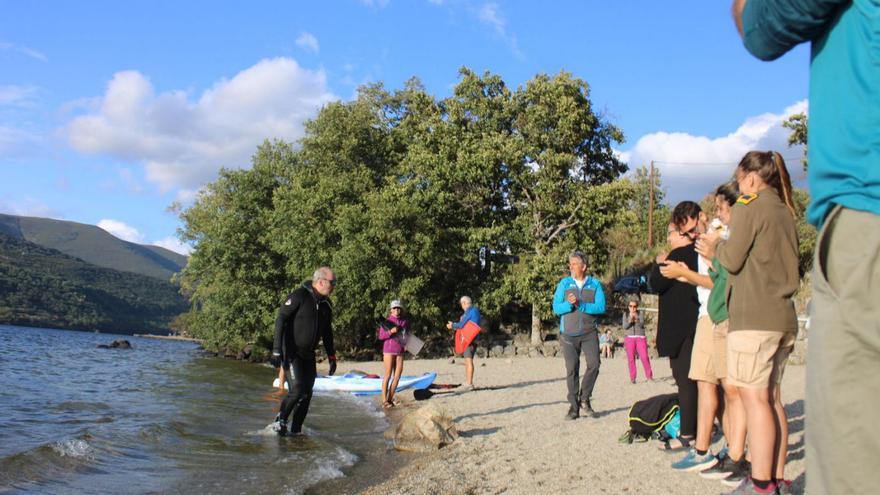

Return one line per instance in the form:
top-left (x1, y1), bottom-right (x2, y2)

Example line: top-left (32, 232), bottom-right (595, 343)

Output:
top-left (697, 151), bottom-right (799, 495)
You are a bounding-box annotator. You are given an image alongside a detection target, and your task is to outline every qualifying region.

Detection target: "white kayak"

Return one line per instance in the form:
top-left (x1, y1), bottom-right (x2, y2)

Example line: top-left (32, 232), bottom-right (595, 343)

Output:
top-left (273, 371), bottom-right (437, 396)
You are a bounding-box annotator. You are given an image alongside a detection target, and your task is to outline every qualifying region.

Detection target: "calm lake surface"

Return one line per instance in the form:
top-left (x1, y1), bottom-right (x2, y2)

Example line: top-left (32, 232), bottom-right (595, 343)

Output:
top-left (0, 325), bottom-right (396, 494)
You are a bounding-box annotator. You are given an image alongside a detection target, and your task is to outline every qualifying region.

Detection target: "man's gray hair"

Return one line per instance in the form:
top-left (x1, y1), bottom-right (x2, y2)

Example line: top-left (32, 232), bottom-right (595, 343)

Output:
top-left (460, 296), bottom-right (472, 305)
top-left (569, 250), bottom-right (589, 265)
top-left (312, 266), bottom-right (333, 282)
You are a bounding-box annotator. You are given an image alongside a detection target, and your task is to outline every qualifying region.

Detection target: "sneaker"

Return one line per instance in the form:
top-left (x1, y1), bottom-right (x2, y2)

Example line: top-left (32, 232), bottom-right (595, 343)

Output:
top-left (579, 400), bottom-right (597, 418)
top-left (671, 448), bottom-right (718, 472)
top-left (724, 477), bottom-right (777, 494)
top-left (565, 406), bottom-right (579, 420)
top-left (272, 414), bottom-right (287, 436)
top-left (458, 384), bottom-right (473, 392)
top-left (721, 458), bottom-right (752, 487)
top-left (699, 453), bottom-right (735, 480)
top-left (775, 479), bottom-right (792, 495)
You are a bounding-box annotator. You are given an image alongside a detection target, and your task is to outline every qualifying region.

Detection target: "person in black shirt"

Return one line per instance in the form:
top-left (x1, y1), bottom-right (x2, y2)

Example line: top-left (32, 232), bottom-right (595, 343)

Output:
top-left (269, 266), bottom-right (338, 436)
top-left (650, 221), bottom-right (699, 450)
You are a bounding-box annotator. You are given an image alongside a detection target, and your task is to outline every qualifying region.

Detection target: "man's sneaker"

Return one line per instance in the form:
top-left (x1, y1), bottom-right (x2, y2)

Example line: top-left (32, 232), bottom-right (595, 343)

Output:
top-left (724, 477), bottom-right (777, 494)
top-left (721, 458), bottom-right (752, 487)
top-left (564, 406), bottom-right (579, 420)
top-left (272, 414), bottom-right (287, 436)
top-left (699, 453), bottom-right (735, 480)
top-left (579, 400), bottom-right (597, 418)
top-left (774, 479), bottom-right (792, 495)
top-left (671, 448), bottom-right (718, 472)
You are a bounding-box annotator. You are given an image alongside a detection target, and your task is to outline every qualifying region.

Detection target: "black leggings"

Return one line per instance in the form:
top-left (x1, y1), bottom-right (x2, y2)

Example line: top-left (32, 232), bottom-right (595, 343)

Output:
top-left (669, 335), bottom-right (697, 438)
top-left (281, 356), bottom-right (317, 433)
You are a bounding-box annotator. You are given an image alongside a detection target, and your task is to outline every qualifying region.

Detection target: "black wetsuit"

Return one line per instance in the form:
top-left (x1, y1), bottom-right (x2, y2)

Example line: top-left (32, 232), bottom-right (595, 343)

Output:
top-left (272, 281), bottom-right (335, 433)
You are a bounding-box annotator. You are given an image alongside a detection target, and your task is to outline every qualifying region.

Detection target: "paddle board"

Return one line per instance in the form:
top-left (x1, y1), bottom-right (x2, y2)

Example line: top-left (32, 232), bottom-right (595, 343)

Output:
top-left (273, 372), bottom-right (437, 396)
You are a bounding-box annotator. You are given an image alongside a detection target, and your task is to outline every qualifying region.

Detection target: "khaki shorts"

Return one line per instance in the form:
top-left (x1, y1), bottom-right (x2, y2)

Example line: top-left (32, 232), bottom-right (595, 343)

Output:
top-left (712, 320), bottom-right (729, 381)
top-left (727, 330), bottom-right (792, 389)
top-left (688, 315), bottom-right (719, 384)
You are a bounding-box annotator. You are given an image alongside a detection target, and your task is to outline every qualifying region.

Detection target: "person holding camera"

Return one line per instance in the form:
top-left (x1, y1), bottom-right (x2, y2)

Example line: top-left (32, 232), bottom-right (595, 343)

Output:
top-left (377, 300), bottom-right (408, 408)
top-left (622, 297), bottom-right (653, 383)
top-left (269, 266), bottom-right (338, 436)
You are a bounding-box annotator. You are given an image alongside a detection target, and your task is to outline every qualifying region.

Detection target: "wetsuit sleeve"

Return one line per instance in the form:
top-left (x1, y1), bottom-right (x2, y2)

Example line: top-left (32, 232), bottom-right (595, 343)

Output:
top-left (452, 307), bottom-right (475, 330)
top-left (553, 279), bottom-right (575, 315)
top-left (322, 318), bottom-right (336, 358)
top-left (716, 205), bottom-right (756, 275)
top-left (377, 323), bottom-right (392, 341)
top-left (741, 0), bottom-right (847, 61)
top-left (579, 278), bottom-right (605, 315)
top-left (272, 292), bottom-right (301, 355)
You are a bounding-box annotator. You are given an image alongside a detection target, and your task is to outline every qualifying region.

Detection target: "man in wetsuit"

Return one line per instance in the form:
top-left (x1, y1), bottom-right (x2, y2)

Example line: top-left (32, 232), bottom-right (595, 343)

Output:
top-left (269, 266), bottom-right (338, 435)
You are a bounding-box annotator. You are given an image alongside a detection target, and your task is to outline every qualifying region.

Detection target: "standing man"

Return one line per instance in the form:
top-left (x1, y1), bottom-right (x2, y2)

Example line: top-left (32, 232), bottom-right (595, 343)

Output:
top-left (553, 251), bottom-right (606, 420)
top-left (446, 296), bottom-right (482, 391)
top-left (269, 266), bottom-right (338, 436)
top-left (733, 2), bottom-right (879, 493)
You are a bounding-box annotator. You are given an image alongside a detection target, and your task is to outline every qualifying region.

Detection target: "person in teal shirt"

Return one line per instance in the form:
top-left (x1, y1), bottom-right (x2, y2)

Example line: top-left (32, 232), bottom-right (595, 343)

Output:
top-left (734, 1), bottom-right (879, 494)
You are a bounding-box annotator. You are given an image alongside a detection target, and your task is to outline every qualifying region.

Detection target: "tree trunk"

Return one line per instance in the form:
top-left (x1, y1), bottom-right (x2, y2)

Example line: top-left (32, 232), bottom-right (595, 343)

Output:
top-left (531, 305), bottom-right (543, 345)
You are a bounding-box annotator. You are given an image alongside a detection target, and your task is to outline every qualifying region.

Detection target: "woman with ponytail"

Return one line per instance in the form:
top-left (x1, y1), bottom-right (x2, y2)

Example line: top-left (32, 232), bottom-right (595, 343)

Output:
top-left (696, 151), bottom-right (799, 494)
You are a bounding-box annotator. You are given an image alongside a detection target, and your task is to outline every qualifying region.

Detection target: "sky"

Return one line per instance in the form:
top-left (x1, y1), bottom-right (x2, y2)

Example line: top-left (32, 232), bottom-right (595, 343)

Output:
top-left (0, 1), bottom-right (810, 255)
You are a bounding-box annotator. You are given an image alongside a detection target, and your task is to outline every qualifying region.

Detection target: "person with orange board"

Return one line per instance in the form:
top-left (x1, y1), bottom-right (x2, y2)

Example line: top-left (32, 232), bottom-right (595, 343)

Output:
top-left (446, 296), bottom-right (482, 391)
top-left (553, 250), bottom-right (606, 420)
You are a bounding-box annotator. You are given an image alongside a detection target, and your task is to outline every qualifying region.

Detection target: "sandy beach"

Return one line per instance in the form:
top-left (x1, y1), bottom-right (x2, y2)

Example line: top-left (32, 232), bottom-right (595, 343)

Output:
top-left (345, 352), bottom-right (805, 495)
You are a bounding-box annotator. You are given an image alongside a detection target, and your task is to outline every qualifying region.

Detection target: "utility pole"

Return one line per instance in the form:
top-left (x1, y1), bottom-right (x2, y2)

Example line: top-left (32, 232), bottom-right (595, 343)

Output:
top-left (648, 161), bottom-right (655, 247)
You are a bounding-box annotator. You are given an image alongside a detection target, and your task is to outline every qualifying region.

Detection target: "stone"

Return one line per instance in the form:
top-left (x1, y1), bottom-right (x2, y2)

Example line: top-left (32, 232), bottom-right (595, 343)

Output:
top-left (476, 347), bottom-right (487, 359)
top-left (503, 345), bottom-right (515, 356)
top-left (527, 346), bottom-right (543, 358)
top-left (98, 339), bottom-right (132, 349)
top-left (387, 404), bottom-right (458, 452)
top-left (490, 345), bottom-right (504, 358)
top-left (449, 358), bottom-right (456, 364)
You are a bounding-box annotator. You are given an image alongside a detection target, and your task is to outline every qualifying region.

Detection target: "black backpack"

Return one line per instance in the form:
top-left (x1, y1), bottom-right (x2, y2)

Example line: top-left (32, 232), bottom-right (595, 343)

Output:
top-left (625, 393), bottom-right (679, 440)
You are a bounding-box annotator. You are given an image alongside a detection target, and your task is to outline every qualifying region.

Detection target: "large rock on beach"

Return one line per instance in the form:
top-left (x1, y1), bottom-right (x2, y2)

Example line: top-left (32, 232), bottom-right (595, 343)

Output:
top-left (387, 404), bottom-right (458, 453)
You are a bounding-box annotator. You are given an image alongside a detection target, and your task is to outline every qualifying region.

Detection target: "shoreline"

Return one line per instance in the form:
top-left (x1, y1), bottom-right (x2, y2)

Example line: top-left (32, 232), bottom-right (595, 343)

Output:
top-left (328, 354), bottom-right (806, 495)
top-left (133, 333), bottom-right (203, 343)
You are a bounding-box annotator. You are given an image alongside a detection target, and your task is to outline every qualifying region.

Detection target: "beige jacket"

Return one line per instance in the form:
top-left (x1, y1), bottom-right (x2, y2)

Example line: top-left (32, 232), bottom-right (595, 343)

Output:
top-left (715, 191), bottom-right (799, 333)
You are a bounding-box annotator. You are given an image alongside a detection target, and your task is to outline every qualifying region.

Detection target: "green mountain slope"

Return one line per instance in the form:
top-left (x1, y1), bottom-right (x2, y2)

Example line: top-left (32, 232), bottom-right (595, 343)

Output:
top-left (0, 214), bottom-right (187, 281)
top-left (0, 232), bottom-right (188, 334)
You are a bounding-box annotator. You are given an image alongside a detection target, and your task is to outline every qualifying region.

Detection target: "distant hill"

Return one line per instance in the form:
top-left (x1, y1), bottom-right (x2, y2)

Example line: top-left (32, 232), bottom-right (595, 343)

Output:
top-left (0, 214), bottom-right (187, 281)
top-left (0, 232), bottom-right (188, 335)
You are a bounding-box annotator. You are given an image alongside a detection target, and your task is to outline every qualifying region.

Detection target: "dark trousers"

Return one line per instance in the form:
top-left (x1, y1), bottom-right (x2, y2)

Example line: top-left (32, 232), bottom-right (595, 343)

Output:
top-left (669, 335), bottom-right (697, 438)
top-left (280, 355), bottom-right (317, 433)
top-left (560, 331), bottom-right (601, 409)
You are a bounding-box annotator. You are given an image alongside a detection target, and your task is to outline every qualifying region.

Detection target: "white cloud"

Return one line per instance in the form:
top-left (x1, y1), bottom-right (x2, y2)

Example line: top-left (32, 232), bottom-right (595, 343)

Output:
top-left (0, 85), bottom-right (38, 106)
top-left (0, 198), bottom-right (63, 219)
top-left (358, 0), bottom-right (391, 7)
top-left (0, 125), bottom-right (40, 154)
top-left (64, 57), bottom-right (336, 191)
top-left (97, 219), bottom-right (145, 243)
top-left (620, 100), bottom-right (808, 204)
top-left (295, 32), bottom-right (320, 53)
top-left (152, 236), bottom-right (192, 256)
top-left (0, 42), bottom-right (48, 62)
top-left (469, 2), bottom-right (523, 59)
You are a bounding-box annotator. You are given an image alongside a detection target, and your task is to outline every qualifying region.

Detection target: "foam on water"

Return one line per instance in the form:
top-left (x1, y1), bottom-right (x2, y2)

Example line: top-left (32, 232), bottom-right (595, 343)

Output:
top-left (50, 439), bottom-right (94, 459)
top-left (281, 446), bottom-right (359, 495)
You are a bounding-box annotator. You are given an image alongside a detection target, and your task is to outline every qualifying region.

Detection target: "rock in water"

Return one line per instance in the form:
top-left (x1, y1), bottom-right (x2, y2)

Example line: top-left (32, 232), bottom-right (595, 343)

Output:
top-left (97, 339), bottom-right (132, 349)
top-left (387, 404), bottom-right (458, 452)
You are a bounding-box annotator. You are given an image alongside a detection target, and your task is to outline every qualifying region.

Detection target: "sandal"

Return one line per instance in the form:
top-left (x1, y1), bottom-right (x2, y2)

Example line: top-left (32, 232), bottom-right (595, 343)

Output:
top-left (658, 436), bottom-right (691, 452)
top-left (382, 401), bottom-right (394, 409)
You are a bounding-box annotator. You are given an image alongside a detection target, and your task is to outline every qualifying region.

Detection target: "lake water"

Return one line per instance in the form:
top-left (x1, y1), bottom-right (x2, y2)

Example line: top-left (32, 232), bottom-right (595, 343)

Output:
top-left (0, 325), bottom-right (397, 494)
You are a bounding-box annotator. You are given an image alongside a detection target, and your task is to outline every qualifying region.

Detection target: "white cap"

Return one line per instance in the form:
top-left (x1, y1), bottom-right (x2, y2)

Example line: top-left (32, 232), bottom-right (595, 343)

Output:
top-left (390, 300), bottom-right (403, 309)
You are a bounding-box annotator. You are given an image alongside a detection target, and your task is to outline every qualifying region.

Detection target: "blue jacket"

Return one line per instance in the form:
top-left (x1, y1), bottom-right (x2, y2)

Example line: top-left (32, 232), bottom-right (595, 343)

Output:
top-left (553, 276), bottom-right (606, 336)
top-left (452, 306), bottom-right (482, 329)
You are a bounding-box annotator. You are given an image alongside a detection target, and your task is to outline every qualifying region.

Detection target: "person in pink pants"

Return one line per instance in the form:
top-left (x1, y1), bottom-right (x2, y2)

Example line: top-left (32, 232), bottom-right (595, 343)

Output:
top-left (622, 298), bottom-right (653, 383)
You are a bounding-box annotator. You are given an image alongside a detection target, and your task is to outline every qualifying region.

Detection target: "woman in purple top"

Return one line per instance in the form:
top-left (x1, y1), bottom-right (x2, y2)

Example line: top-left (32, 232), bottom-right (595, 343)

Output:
top-left (377, 300), bottom-right (408, 408)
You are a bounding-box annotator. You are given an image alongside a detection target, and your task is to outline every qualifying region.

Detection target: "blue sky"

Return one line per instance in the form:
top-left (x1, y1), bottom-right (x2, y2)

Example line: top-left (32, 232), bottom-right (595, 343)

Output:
top-left (1, 1), bottom-right (809, 254)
